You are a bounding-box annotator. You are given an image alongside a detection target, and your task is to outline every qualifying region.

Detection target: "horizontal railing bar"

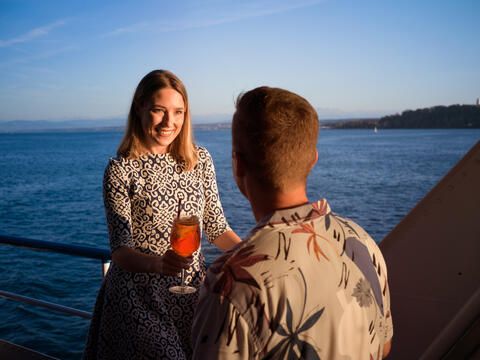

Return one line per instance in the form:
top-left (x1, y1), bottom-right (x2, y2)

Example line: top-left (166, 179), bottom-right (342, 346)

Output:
top-left (0, 235), bottom-right (111, 261)
top-left (0, 290), bottom-right (92, 319)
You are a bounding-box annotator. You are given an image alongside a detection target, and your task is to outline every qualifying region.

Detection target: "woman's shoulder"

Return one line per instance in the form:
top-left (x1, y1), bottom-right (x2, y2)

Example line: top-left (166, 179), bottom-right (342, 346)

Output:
top-left (195, 145), bottom-right (209, 156)
top-left (104, 155), bottom-right (134, 176)
top-left (195, 145), bottom-right (213, 162)
top-left (106, 155), bottom-right (127, 168)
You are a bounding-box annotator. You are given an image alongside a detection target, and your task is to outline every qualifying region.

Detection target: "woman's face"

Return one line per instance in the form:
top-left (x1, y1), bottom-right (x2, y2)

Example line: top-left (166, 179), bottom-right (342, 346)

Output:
top-left (141, 87), bottom-right (185, 154)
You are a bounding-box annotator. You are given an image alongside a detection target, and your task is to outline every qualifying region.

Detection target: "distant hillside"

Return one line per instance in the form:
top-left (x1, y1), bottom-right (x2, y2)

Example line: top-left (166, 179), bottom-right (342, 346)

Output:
top-left (331, 105), bottom-right (480, 129)
top-left (3, 105), bottom-right (479, 133)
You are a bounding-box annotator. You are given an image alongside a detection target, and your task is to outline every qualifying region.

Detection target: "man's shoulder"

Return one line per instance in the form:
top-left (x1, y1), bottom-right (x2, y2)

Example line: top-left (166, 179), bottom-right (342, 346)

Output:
top-left (205, 239), bottom-right (271, 290)
top-left (328, 212), bottom-right (379, 246)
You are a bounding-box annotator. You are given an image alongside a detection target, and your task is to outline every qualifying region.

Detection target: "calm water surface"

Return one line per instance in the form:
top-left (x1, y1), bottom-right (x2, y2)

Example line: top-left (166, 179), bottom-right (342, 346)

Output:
top-left (0, 128), bottom-right (478, 358)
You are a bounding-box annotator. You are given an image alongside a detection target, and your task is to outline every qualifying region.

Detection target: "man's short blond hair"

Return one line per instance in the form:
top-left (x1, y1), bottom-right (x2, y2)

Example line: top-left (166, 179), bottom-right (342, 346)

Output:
top-left (232, 86), bottom-right (319, 191)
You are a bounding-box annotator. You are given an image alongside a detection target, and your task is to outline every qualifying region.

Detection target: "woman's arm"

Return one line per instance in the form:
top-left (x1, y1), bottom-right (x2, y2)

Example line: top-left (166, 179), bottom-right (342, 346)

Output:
top-left (104, 160), bottom-right (190, 274)
top-left (200, 148), bottom-right (241, 250)
top-left (112, 247), bottom-right (191, 275)
top-left (213, 230), bottom-right (242, 251)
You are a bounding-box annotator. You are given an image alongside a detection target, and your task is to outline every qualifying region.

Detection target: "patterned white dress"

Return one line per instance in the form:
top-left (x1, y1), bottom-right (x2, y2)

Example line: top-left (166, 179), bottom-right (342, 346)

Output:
top-left (84, 147), bottom-right (231, 360)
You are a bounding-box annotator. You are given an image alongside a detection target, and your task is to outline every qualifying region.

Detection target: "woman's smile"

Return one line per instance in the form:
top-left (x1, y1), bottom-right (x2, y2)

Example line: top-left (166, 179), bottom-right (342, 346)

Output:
top-left (142, 87), bottom-right (185, 154)
top-left (154, 126), bottom-right (175, 136)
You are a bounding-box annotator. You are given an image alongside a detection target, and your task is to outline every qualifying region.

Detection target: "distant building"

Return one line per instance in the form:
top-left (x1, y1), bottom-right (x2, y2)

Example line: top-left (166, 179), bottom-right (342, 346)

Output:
top-left (477, 98), bottom-right (480, 106)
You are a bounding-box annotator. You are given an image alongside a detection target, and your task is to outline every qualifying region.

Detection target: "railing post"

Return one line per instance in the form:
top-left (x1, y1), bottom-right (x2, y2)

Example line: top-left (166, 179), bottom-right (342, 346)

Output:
top-left (102, 260), bottom-right (111, 277)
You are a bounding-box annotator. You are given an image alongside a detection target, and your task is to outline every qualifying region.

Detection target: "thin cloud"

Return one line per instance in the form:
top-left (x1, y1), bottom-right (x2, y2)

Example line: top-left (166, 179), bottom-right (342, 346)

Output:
top-left (172, 0), bottom-right (326, 31)
top-left (101, 22), bottom-right (149, 38)
top-left (0, 20), bottom-right (67, 48)
top-left (214, 0), bottom-right (326, 25)
top-left (103, 0), bottom-right (324, 37)
top-left (0, 46), bottom-right (76, 68)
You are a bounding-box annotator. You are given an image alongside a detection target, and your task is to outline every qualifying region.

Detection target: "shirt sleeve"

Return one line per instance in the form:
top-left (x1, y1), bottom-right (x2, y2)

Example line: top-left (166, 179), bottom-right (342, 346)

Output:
top-left (199, 147), bottom-right (232, 243)
top-left (363, 231), bottom-right (394, 343)
top-left (192, 287), bottom-right (254, 359)
top-left (378, 247), bottom-right (394, 342)
top-left (103, 158), bottom-right (134, 252)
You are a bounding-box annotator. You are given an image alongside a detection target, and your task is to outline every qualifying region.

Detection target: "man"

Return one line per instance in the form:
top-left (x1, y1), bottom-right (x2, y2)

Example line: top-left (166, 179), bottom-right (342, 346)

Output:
top-left (192, 87), bottom-right (393, 359)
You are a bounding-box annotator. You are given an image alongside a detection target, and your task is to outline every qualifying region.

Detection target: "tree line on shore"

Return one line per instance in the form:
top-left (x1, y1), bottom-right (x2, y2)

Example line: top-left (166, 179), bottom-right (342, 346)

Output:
top-left (330, 105), bottom-right (480, 129)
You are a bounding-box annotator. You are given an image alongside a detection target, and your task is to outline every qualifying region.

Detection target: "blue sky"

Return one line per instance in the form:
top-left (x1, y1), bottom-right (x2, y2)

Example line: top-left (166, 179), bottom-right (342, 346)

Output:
top-left (0, 0), bottom-right (478, 122)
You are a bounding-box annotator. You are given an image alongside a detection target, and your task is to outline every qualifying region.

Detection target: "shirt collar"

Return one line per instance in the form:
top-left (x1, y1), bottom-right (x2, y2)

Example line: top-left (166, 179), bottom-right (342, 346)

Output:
top-left (249, 199), bottom-right (331, 236)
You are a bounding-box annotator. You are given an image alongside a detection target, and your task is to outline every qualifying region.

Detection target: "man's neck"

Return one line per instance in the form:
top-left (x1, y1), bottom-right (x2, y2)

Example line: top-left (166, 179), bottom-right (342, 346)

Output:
top-left (247, 184), bottom-right (309, 222)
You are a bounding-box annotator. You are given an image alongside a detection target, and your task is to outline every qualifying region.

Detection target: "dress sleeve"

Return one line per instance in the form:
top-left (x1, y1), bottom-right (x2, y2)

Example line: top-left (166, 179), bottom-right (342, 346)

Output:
top-left (103, 158), bottom-right (134, 252)
top-left (192, 289), bottom-right (254, 359)
top-left (200, 148), bottom-right (232, 243)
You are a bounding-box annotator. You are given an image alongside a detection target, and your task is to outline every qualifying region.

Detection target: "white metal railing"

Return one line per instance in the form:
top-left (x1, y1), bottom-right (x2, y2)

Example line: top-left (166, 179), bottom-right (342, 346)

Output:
top-left (0, 235), bottom-right (111, 319)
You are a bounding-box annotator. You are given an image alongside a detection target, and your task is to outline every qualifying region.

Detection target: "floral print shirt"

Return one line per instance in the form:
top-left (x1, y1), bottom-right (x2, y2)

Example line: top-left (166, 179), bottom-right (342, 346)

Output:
top-left (192, 199), bottom-right (393, 359)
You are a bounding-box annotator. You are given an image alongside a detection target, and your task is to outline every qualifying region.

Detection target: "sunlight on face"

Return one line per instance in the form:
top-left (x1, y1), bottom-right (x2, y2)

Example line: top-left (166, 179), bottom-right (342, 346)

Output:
top-left (141, 88), bottom-right (185, 154)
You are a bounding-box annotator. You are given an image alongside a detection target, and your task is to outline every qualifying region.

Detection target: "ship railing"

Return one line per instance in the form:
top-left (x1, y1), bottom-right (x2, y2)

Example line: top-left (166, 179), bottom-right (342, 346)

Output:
top-left (0, 235), bottom-right (111, 319)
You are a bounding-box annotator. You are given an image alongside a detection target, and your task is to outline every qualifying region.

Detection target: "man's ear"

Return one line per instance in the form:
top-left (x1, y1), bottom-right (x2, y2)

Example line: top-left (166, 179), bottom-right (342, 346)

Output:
top-left (232, 151), bottom-right (246, 178)
top-left (310, 149), bottom-right (318, 170)
top-left (232, 151), bottom-right (249, 198)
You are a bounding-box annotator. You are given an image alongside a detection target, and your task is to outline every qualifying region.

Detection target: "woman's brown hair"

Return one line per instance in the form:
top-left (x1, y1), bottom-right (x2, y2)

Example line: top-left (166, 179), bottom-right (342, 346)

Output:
top-left (117, 70), bottom-right (198, 170)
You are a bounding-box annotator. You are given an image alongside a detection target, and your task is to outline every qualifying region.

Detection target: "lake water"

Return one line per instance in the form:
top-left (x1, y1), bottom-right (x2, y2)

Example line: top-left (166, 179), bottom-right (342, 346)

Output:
top-left (0, 128), bottom-right (479, 358)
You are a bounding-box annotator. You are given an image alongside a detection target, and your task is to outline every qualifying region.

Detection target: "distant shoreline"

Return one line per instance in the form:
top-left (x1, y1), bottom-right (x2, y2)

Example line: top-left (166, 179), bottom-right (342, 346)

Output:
top-left (0, 123), bottom-right (235, 134)
top-left (1, 125), bottom-right (479, 135)
top-left (329, 105), bottom-right (480, 129)
top-left (1, 104), bottom-right (479, 133)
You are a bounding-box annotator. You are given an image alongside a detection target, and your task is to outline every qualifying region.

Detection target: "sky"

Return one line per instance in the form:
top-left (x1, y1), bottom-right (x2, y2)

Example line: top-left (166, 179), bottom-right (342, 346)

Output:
top-left (0, 0), bottom-right (478, 122)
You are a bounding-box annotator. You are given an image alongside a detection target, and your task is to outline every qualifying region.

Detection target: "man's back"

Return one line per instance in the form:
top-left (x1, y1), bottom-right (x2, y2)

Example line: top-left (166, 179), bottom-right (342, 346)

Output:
top-left (192, 199), bottom-right (393, 359)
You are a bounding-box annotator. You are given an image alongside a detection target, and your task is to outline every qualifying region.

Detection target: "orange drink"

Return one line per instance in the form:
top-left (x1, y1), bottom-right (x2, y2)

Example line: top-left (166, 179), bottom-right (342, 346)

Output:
top-left (170, 216), bottom-right (200, 257)
top-left (169, 215), bottom-right (201, 295)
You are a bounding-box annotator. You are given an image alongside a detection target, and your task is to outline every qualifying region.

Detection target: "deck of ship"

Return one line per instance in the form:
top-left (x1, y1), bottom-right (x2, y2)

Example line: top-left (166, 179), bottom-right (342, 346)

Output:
top-left (0, 340), bottom-right (58, 360)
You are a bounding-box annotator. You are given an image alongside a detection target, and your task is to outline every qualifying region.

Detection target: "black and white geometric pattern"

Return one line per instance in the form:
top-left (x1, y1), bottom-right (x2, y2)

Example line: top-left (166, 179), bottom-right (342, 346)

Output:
top-left (83, 147), bottom-right (231, 359)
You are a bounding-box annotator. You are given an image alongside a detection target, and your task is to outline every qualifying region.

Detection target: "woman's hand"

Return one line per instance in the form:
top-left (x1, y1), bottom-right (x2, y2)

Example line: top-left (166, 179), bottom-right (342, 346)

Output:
top-left (155, 250), bottom-right (192, 276)
top-left (112, 246), bottom-right (192, 274)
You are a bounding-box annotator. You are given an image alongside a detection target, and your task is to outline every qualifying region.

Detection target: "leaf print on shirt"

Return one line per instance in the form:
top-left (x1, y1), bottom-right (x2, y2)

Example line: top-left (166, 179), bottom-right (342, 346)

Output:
top-left (352, 278), bottom-right (373, 307)
top-left (265, 269), bottom-right (323, 360)
top-left (208, 244), bottom-right (269, 299)
top-left (344, 236), bottom-right (384, 315)
top-left (274, 232), bottom-right (292, 261)
top-left (292, 221), bottom-right (330, 261)
top-left (304, 199), bottom-right (331, 222)
top-left (352, 277), bottom-right (381, 348)
top-left (265, 301), bottom-right (324, 359)
top-left (312, 199), bottom-right (329, 216)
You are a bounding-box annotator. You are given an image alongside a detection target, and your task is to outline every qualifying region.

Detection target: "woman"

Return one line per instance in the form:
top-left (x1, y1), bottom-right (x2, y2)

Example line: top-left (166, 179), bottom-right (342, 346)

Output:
top-left (84, 70), bottom-right (241, 359)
